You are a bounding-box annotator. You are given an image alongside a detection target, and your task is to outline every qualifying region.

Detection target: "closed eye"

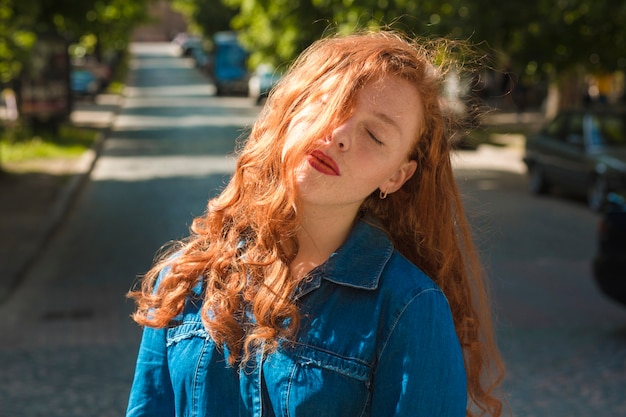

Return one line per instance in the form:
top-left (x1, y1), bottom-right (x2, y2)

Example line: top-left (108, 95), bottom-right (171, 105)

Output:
top-left (366, 129), bottom-right (383, 145)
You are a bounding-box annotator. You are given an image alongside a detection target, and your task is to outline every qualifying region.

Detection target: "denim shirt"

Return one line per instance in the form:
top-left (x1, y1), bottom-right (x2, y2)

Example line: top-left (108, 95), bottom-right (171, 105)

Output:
top-left (126, 219), bottom-right (467, 417)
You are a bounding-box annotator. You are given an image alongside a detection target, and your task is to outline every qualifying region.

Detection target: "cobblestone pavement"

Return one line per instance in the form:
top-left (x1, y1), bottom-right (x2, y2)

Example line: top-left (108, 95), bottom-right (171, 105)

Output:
top-left (499, 325), bottom-right (626, 416)
top-left (0, 252), bottom-right (142, 416)
top-left (454, 156), bottom-right (626, 416)
top-left (0, 346), bottom-right (138, 416)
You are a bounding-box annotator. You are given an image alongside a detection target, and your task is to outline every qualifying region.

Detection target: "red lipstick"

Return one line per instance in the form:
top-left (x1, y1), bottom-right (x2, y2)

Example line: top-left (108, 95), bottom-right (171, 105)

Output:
top-left (307, 150), bottom-right (340, 176)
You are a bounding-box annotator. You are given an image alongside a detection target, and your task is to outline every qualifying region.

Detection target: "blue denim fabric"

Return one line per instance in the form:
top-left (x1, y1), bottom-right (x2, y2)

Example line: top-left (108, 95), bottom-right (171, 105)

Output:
top-left (126, 219), bottom-right (467, 416)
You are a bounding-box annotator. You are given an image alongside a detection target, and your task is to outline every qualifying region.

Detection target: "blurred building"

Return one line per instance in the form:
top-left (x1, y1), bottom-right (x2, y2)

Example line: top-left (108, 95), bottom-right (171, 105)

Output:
top-left (131, 0), bottom-right (187, 42)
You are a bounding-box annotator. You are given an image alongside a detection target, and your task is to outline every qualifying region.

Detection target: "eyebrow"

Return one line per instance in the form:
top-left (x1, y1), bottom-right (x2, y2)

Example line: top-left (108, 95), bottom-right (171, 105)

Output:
top-left (373, 111), bottom-right (402, 136)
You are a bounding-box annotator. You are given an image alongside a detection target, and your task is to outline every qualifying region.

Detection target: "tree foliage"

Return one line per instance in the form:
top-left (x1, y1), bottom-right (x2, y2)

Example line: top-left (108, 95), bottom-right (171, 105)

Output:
top-left (172, 0), bottom-right (236, 38)
top-left (222, 0), bottom-right (482, 67)
top-left (0, 0), bottom-right (38, 83)
top-left (0, 0), bottom-right (154, 83)
top-left (4, 0), bottom-right (623, 101)
top-left (501, 0), bottom-right (626, 77)
top-left (188, 0), bottom-right (626, 85)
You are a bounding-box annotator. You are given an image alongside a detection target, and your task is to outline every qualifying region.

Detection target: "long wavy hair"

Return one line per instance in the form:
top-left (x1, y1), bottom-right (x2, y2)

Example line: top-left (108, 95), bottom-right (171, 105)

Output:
top-left (129, 30), bottom-right (504, 417)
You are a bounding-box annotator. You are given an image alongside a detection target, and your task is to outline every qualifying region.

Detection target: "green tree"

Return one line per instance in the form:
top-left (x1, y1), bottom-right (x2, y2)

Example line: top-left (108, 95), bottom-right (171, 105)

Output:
top-left (170, 0), bottom-right (626, 107)
top-left (222, 0), bottom-right (482, 67)
top-left (52, 0), bottom-right (154, 59)
top-left (0, 0), bottom-right (39, 83)
top-left (0, 0), bottom-right (154, 85)
top-left (502, 0), bottom-right (626, 75)
top-left (483, 0), bottom-right (626, 110)
top-left (172, 0), bottom-right (236, 39)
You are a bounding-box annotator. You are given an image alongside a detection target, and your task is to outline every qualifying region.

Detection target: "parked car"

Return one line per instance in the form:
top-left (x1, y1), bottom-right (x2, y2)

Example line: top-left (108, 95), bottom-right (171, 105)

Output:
top-left (70, 68), bottom-right (100, 98)
top-left (592, 193), bottom-right (626, 307)
top-left (70, 69), bottom-right (99, 96)
top-left (523, 107), bottom-right (626, 211)
top-left (171, 32), bottom-right (189, 46)
top-left (248, 64), bottom-right (281, 105)
top-left (191, 47), bottom-right (212, 73)
top-left (172, 33), bottom-right (203, 57)
top-left (69, 55), bottom-right (112, 99)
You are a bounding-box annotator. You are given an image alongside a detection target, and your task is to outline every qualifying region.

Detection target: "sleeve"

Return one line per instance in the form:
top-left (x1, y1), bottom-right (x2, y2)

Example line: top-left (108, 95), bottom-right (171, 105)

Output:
top-left (125, 325), bottom-right (175, 417)
top-left (126, 267), bottom-right (176, 417)
top-left (371, 288), bottom-right (467, 417)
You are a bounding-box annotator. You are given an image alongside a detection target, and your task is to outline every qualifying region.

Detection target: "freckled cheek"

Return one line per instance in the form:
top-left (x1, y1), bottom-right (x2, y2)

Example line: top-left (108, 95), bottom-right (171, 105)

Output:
top-left (350, 145), bottom-right (388, 168)
top-left (343, 156), bottom-right (382, 184)
top-left (350, 152), bottom-right (400, 186)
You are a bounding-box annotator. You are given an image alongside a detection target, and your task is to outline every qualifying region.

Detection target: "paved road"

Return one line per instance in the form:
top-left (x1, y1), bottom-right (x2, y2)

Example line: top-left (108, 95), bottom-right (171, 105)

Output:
top-left (1, 42), bottom-right (625, 416)
top-left (453, 157), bottom-right (626, 416)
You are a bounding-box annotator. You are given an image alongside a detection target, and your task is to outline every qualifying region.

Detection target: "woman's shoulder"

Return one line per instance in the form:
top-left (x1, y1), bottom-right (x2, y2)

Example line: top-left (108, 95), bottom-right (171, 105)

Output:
top-left (379, 249), bottom-right (445, 304)
top-left (154, 250), bottom-right (204, 296)
top-left (349, 219), bottom-right (444, 300)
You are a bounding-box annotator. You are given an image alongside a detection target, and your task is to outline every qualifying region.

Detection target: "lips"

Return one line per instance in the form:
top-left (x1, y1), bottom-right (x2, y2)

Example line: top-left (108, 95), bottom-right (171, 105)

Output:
top-left (307, 150), bottom-right (340, 176)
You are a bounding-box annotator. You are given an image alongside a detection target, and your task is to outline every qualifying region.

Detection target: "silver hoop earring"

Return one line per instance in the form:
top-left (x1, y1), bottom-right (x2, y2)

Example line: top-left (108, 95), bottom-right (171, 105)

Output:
top-left (379, 189), bottom-right (388, 200)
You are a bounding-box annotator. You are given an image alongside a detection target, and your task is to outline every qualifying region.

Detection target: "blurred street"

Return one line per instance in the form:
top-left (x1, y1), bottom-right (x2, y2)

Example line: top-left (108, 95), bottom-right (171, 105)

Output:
top-left (453, 155), bottom-right (626, 415)
top-left (1, 42), bottom-right (625, 416)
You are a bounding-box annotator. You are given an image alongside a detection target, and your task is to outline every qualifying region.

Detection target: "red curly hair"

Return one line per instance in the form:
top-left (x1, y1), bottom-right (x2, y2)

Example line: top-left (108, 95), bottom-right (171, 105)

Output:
top-left (129, 30), bottom-right (505, 417)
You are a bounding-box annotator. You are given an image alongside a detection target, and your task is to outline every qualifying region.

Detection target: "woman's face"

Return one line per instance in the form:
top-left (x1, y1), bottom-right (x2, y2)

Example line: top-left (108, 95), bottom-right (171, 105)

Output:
top-left (284, 75), bottom-right (422, 214)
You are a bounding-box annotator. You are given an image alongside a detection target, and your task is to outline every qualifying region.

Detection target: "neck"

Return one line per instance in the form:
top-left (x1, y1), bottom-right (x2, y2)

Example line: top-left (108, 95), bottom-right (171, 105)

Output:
top-left (291, 203), bottom-right (360, 280)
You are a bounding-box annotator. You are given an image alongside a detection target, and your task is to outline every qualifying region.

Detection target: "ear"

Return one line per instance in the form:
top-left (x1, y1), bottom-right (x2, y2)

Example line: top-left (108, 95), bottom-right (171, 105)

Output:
top-left (380, 160), bottom-right (417, 194)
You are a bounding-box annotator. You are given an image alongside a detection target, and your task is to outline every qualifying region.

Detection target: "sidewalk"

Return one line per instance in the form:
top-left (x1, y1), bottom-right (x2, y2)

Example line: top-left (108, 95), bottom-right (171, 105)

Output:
top-left (0, 94), bottom-right (122, 303)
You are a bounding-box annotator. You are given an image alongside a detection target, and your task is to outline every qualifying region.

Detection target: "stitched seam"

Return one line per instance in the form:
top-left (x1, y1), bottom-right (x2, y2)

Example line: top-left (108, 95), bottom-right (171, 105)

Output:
top-left (166, 328), bottom-right (207, 346)
top-left (284, 350), bottom-right (299, 417)
top-left (376, 287), bottom-right (442, 363)
top-left (191, 337), bottom-right (208, 417)
top-left (290, 341), bottom-right (370, 367)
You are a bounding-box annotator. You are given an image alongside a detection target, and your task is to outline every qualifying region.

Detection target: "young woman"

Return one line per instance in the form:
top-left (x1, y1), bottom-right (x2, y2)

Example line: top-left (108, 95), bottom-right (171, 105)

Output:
top-left (126, 30), bottom-right (504, 417)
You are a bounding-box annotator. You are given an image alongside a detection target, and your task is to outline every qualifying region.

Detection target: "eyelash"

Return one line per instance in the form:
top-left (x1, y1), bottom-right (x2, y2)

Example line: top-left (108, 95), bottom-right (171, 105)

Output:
top-left (366, 129), bottom-right (383, 145)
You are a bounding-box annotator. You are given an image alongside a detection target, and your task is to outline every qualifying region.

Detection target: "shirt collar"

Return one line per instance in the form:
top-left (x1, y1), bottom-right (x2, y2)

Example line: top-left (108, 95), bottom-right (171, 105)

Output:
top-left (295, 218), bottom-right (394, 298)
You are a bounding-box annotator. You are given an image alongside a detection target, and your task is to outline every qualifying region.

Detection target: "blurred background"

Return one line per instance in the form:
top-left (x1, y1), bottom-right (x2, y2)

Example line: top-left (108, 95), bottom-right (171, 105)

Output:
top-left (1, 0), bottom-right (625, 416)
top-left (2, 0), bottom-right (625, 131)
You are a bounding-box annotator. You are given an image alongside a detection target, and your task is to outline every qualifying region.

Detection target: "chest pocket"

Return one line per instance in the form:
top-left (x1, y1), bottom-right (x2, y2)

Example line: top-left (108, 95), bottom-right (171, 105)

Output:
top-left (165, 320), bottom-right (213, 407)
top-left (165, 320), bottom-right (212, 382)
top-left (166, 320), bottom-right (210, 346)
top-left (165, 296), bottom-right (212, 363)
top-left (263, 343), bottom-right (373, 417)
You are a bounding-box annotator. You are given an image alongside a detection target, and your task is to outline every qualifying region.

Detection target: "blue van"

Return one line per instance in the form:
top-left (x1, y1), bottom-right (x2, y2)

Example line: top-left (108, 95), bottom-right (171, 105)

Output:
top-left (212, 32), bottom-right (249, 96)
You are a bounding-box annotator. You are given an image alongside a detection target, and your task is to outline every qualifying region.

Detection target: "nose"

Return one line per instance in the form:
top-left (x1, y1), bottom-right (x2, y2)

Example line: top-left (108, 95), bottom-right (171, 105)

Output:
top-left (329, 124), bottom-right (351, 151)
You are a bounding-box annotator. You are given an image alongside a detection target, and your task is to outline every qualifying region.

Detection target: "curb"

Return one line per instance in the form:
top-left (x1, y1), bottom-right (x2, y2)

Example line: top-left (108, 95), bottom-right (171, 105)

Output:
top-left (44, 129), bottom-right (106, 241)
top-left (0, 95), bottom-right (121, 305)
